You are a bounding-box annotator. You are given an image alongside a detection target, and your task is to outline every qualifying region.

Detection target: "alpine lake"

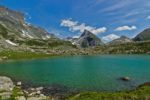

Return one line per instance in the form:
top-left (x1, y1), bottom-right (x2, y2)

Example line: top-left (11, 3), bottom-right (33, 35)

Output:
top-left (0, 55), bottom-right (150, 92)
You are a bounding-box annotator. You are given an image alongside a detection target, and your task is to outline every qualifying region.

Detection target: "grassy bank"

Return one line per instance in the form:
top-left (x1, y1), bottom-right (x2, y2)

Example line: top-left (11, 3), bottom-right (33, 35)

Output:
top-left (67, 84), bottom-right (150, 100)
top-left (0, 51), bottom-right (56, 60)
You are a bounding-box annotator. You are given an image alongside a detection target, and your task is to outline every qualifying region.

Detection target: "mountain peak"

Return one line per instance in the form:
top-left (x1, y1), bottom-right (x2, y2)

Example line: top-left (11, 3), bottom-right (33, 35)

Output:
top-left (74, 30), bottom-right (103, 48)
top-left (81, 30), bottom-right (93, 37)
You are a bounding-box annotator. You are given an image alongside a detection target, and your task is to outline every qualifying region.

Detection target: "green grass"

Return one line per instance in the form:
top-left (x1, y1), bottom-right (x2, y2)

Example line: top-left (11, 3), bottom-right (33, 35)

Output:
top-left (91, 41), bottom-right (150, 54)
top-left (6, 86), bottom-right (25, 100)
top-left (67, 85), bottom-right (150, 100)
top-left (12, 87), bottom-right (23, 97)
top-left (0, 51), bottom-right (56, 60)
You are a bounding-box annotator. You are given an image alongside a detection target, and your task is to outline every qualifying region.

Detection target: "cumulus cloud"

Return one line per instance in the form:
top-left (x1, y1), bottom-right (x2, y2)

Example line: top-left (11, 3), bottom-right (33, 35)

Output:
top-left (102, 34), bottom-right (120, 43)
top-left (115, 25), bottom-right (137, 31)
top-left (61, 19), bottom-right (107, 35)
top-left (60, 19), bottom-right (78, 27)
top-left (147, 16), bottom-right (150, 19)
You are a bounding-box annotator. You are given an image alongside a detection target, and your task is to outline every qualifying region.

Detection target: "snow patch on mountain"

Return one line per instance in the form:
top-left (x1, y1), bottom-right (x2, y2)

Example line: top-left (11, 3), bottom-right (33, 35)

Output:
top-left (5, 40), bottom-right (18, 46)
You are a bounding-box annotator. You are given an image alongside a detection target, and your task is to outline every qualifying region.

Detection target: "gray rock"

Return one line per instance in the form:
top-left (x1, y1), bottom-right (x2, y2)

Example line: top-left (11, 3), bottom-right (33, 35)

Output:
top-left (17, 81), bottom-right (22, 86)
top-left (16, 96), bottom-right (26, 100)
top-left (36, 87), bottom-right (43, 91)
top-left (27, 95), bottom-right (48, 100)
top-left (0, 76), bottom-right (14, 91)
top-left (120, 77), bottom-right (130, 81)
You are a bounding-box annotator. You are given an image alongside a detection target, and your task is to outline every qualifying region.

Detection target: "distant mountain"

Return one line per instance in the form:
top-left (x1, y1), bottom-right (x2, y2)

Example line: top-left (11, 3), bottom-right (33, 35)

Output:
top-left (74, 30), bottom-right (103, 48)
top-left (134, 28), bottom-right (150, 41)
top-left (109, 36), bottom-right (133, 45)
top-left (0, 6), bottom-right (55, 40)
top-left (66, 37), bottom-right (78, 43)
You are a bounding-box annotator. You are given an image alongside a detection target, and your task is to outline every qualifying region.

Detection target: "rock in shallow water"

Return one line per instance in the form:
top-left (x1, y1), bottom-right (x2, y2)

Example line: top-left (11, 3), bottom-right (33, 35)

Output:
top-left (0, 76), bottom-right (14, 91)
top-left (17, 81), bottom-right (22, 86)
top-left (120, 77), bottom-right (130, 81)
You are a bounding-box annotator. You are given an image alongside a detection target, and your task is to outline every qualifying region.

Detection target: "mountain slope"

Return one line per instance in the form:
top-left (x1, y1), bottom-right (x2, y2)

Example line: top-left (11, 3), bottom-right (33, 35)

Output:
top-left (134, 28), bottom-right (150, 41)
top-left (0, 6), bottom-right (54, 40)
top-left (0, 6), bottom-right (77, 53)
top-left (74, 30), bottom-right (103, 48)
top-left (109, 36), bottom-right (133, 45)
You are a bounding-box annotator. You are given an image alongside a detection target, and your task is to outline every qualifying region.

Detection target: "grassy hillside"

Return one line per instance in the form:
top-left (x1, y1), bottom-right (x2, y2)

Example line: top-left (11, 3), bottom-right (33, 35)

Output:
top-left (88, 41), bottom-right (150, 54)
top-left (68, 85), bottom-right (150, 100)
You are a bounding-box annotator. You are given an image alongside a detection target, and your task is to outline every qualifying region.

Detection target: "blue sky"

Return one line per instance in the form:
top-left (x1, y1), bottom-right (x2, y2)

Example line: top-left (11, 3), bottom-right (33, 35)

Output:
top-left (0, 0), bottom-right (150, 42)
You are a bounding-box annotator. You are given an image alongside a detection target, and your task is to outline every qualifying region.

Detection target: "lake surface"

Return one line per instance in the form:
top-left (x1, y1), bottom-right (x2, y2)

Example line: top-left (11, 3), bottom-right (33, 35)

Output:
top-left (0, 55), bottom-right (150, 91)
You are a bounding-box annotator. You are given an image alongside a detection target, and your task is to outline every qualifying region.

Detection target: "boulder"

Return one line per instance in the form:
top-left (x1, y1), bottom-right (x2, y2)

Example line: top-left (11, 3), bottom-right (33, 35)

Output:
top-left (1, 56), bottom-right (8, 60)
top-left (0, 56), bottom-right (8, 62)
top-left (36, 87), bottom-right (43, 91)
top-left (17, 81), bottom-right (22, 86)
top-left (0, 76), bottom-right (14, 91)
top-left (120, 77), bottom-right (130, 81)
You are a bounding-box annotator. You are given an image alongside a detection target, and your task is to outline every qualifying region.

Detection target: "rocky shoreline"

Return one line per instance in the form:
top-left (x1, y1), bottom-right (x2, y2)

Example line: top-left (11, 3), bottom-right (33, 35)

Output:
top-left (0, 76), bottom-right (80, 100)
top-left (0, 76), bottom-right (150, 100)
top-left (0, 76), bottom-right (62, 100)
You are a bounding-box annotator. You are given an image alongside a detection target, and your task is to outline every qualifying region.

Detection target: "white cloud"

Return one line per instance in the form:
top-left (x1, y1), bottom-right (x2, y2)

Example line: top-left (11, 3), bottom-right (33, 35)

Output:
top-left (72, 35), bottom-right (80, 38)
top-left (147, 16), bottom-right (150, 19)
top-left (61, 19), bottom-right (107, 35)
top-left (115, 25), bottom-right (137, 31)
top-left (60, 19), bottom-right (78, 27)
top-left (102, 34), bottom-right (120, 43)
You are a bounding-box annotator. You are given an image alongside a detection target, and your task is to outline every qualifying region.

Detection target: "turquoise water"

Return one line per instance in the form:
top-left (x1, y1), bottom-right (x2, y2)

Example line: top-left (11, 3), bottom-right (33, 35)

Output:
top-left (0, 55), bottom-right (150, 91)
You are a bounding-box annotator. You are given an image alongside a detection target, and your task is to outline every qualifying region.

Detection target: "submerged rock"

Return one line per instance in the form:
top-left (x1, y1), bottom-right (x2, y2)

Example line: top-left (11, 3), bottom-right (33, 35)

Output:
top-left (0, 76), bottom-right (14, 91)
top-left (120, 77), bottom-right (130, 81)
